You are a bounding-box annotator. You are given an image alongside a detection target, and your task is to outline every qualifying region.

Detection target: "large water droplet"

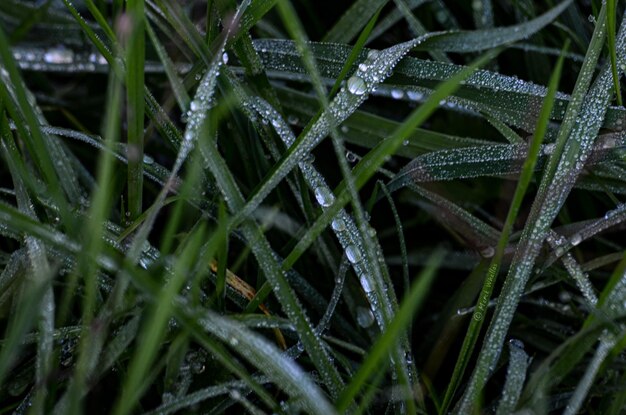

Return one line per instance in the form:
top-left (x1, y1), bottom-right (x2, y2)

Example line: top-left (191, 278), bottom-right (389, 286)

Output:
top-left (44, 47), bottom-right (74, 64)
top-left (359, 274), bottom-right (373, 292)
top-left (345, 244), bottom-right (362, 264)
top-left (314, 187), bottom-right (334, 207)
top-left (570, 234), bottom-right (582, 246)
top-left (347, 76), bottom-right (367, 95)
top-left (356, 306), bottom-right (375, 328)
top-left (391, 89), bottom-right (404, 99)
top-left (331, 218), bottom-right (346, 231)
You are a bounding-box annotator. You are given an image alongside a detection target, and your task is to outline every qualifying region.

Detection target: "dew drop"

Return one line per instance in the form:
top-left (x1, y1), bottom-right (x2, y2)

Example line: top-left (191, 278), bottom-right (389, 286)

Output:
top-left (222, 52), bottom-right (229, 64)
top-left (391, 89), bottom-right (404, 99)
top-left (345, 244), bottom-right (362, 264)
top-left (345, 151), bottom-right (357, 163)
top-left (143, 155), bottom-right (154, 165)
top-left (367, 50), bottom-right (379, 60)
top-left (356, 306), bottom-right (375, 328)
top-left (480, 246), bottom-right (495, 258)
top-left (347, 76), bottom-right (367, 96)
top-left (570, 234), bottom-right (582, 246)
top-left (331, 218), bottom-right (346, 232)
top-left (359, 274), bottom-right (373, 292)
top-left (407, 90), bottom-right (423, 101)
top-left (508, 338), bottom-right (525, 349)
top-left (44, 47), bottom-right (74, 64)
top-left (314, 187), bottom-right (334, 207)
top-left (543, 143), bottom-right (556, 155)
top-left (358, 63), bottom-right (368, 72)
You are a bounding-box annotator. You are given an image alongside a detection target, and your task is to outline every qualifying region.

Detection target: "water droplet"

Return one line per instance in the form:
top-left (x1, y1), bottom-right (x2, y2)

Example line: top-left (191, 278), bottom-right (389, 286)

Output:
top-left (356, 306), bottom-right (375, 328)
top-left (391, 89), bottom-right (404, 99)
top-left (143, 155), bottom-right (154, 165)
top-left (222, 52), bottom-right (229, 64)
top-left (407, 90), bottom-right (423, 101)
top-left (570, 234), bottom-right (582, 246)
top-left (229, 337), bottom-right (239, 346)
top-left (44, 47), bottom-right (74, 64)
top-left (345, 151), bottom-right (357, 163)
top-left (480, 246), bottom-right (495, 258)
top-left (358, 63), bottom-right (368, 72)
top-left (347, 76), bottom-right (367, 95)
top-left (508, 338), bottom-right (525, 349)
top-left (331, 218), bottom-right (346, 231)
top-left (314, 187), bottom-right (334, 207)
top-left (345, 245), bottom-right (362, 264)
top-left (190, 100), bottom-right (200, 111)
top-left (543, 143), bottom-right (556, 155)
top-left (359, 274), bottom-right (373, 292)
top-left (367, 50), bottom-right (379, 60)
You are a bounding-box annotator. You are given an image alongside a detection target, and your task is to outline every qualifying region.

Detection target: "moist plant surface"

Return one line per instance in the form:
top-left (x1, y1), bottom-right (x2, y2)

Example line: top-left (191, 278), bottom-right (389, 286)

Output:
top-left (0, 0), bottom-right (625, 414)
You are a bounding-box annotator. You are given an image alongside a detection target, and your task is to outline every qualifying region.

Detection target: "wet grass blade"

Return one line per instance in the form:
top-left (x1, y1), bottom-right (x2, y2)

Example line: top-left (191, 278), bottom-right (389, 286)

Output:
top-left (335, 251), bottom-right (443, 412)
top-left (495, 340), bottom-right (530, 415)
top-left (455, 4), bottom-right (626, 411)
top-left (126, 0), bottom-right (146, 220)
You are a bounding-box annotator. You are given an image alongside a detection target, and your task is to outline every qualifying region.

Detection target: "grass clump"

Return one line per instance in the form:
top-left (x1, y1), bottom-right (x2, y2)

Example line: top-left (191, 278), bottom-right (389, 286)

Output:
top-left (0, 0), bottom-right (625, 414)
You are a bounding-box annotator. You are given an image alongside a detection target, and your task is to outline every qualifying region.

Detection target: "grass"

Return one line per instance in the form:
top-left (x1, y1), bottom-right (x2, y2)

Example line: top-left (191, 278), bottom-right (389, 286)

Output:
top-left (0, 0), bottom-right (625, 414)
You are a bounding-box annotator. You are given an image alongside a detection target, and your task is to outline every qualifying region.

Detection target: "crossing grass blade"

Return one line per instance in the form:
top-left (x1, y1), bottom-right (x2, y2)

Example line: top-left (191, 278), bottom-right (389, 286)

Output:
top-left (441, 41), bottom-right (568, 414)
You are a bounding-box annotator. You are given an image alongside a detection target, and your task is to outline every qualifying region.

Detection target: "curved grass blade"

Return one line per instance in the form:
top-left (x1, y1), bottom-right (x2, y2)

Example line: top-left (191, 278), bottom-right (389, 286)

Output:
top-left (254, 38), bottom-right (626, 132)
top-left (415, 0), bottom-right (572, 53)
top-left (387, 134), bottom-right (624, 186)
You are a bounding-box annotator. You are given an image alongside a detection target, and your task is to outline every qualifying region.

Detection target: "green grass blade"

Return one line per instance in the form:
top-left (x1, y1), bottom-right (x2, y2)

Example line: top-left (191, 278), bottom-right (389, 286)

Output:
top-left (335, 251), bottom-right (443, 411)
top-left (495, 341), bottom-right (530, 415)
top-left (416, 0), bottom-right (572, 53)
top-left (607, 0), bottom-right (622, 106)
top-left (126, 0), bottom-right (146, 220)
